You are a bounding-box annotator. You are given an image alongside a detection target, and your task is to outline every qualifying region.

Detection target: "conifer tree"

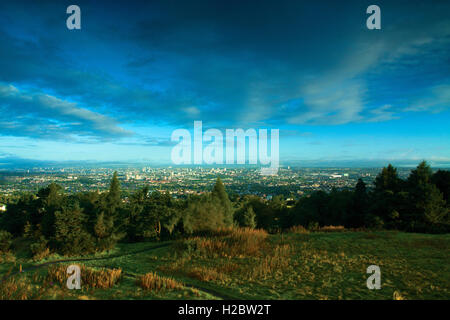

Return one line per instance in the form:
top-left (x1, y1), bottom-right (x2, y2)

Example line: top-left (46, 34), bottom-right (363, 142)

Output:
top-left (242, 205), bottom-right (256, 229)
top-left (93, 172), bottom-right (125, 251)
top-left (54, 202), bottom-right (94, 255)
top-left (375, 164), bottom-right (400, 193)
top-left (431, 169), bottom-right (450, 203)
top-left (406, 161), bottom-right (449, 231)
top-left (212, 177), bottom-right (234, 226)
top-left (107, 171), bottom-right (121, 213)
top-left (347, 178), bottom-right (368, 227)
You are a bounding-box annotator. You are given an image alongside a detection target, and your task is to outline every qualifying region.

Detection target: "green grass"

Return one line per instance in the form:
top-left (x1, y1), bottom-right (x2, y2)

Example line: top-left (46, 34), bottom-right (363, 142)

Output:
top-left (1, 231), bottom-right (449, 300)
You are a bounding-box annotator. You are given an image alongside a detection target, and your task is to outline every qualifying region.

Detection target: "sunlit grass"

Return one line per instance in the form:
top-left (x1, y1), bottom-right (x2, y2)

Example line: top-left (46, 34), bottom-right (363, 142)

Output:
top-left (1, 230), bottom-right (448, 300)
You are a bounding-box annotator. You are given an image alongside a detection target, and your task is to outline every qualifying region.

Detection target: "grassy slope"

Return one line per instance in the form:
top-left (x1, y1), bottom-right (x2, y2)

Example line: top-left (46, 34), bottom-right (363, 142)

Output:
top-left (1, 231), bottom-right (449, 300)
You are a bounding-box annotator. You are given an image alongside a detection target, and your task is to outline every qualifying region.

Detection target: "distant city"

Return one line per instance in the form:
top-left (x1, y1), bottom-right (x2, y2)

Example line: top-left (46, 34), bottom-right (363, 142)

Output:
top-left (0, 165), bottom-right (420, 200)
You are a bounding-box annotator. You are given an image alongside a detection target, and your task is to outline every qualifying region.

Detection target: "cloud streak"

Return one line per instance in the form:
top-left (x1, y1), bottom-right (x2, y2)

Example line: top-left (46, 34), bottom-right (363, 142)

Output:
top-left (0, 83), bottom-right (132, 141)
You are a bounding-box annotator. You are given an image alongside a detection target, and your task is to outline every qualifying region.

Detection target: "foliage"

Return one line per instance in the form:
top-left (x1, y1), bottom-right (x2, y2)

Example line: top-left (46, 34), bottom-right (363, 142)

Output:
top-left (0, 230), bottom-right (12, 253)
top-left (0, 161), bottom-right (448, 263)
top-left (54, 203), bottom-right (95, 255)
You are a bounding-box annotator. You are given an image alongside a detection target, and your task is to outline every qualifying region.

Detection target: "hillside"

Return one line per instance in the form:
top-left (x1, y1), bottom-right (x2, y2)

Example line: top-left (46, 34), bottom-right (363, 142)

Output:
top-left (1, 230), bottom-right (449, 300)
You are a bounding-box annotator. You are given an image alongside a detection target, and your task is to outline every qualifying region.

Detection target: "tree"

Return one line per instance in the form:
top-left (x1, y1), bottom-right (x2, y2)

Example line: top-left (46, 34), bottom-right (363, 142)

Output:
top-left (431, 169), bottom-right (450, 203)
top-left (0, 230), bottom-right (12, 253)
top-left (91, 172), bottom-right (125, 250)
top-left (94, 211), bottom-right (120, 250)
top-left (371, 164), bottom-right (404, 228)
top-left (406, 161), bottom-right (449, 232)
top-left (75, 190), bottom-right (101, 235)
top-left (211, 177), bottom-right (234, 226)
top-left (183, 194), bottom-right (226, 233)
top-left (375, 164), bottom-right (401, 193)
top-left (125, 188), bottom-right (182, 241)
top-left (54, 202), bottom-right (94, 255)
top-left (37, 183), bottom-right (65, 239)
top-left (106, 171), bottom-right (121, 214)
top-left (0, 193), bottom-right (36, 236)
top-left (242, 206), bottom-right (256, 229)
top-left (347, 179), bottom-right (368, 227)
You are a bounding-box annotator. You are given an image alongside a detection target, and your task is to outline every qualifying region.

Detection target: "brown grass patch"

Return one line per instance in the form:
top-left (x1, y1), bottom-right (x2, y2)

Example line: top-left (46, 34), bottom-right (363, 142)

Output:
top-left (136, 272), bottom-right (183, 291)
top-left (47, 264), bottom-right (122, 289)
top-left (0, 276), bottom-right (33, 300)
top-left (179, 227), bottom-right (268, 258)
top-left (187, 266), bottom-right (225, 282)
top-left (32, 248), bottom-right (51, 261)
top-left (249, 244), bottom-right (293, 279)
top-left (287, 225), bottom-right (309, 234)
top-left (319, 225), bottom-right (346, 232)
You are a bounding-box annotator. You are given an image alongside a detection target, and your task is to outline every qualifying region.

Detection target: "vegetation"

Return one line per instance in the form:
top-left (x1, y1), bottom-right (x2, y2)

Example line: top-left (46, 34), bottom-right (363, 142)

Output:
top-left (137, 272), bottom-right (183, 292)
top-left (0, 161), bottom-right (448, 299)
top-left (47, 264), bottom-right (122, 289)
top-left (0, 230), bottom-right (448, 300)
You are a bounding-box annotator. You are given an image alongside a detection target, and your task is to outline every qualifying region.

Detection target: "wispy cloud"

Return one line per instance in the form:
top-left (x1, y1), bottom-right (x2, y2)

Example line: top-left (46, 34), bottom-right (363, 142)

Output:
top-left (405, 84), bottom-right (450, 113)
top-left (0, 83), bottom-right (132, 141)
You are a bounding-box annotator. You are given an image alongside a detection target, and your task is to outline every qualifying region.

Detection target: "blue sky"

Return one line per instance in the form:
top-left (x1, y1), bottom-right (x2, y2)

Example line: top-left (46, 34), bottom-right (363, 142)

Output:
top-left (0, 0), bottom-right (449, 166)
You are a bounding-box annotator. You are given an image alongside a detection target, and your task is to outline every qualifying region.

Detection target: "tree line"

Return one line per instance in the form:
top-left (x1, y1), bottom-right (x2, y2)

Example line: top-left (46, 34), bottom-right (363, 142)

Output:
top-left (0, 161), bottom-right (448, 257)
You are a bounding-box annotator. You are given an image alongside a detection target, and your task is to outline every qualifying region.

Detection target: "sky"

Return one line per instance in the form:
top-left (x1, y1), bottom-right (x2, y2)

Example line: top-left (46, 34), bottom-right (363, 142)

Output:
top-left (0, 0), bottom-right (449, 167)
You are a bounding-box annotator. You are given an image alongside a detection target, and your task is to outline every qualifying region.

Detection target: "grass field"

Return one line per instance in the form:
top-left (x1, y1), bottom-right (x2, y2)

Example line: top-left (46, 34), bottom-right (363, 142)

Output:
top-left (1, 229), bottom-right (449, 300)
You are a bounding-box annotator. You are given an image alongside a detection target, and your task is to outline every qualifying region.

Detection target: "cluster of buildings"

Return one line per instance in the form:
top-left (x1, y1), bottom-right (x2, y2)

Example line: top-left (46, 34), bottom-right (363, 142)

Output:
top-left (0, 165), bottom-right (392, 200)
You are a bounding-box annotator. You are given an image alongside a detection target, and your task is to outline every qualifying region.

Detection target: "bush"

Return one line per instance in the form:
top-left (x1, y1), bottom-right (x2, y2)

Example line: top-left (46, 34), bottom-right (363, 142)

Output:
top-left (307, 221), bottom-right (320, 231)
top-left (30, 237), bottom-right (50, 261)
top-left (366, 214), bottom-right (385, 230)
top-left (0, 230), bottom-right (12, 253)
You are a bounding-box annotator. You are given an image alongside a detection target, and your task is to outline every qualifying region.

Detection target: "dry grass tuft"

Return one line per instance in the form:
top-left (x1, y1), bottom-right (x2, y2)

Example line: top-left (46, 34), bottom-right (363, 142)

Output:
top-left (393, 291), bottom-right (406, 300)
top-left (287, 225), bottom-right (309, 234)
top-left (180, 227), bottom-right (268, 258)
top-left (249, 244), bottom-right (293, 279)
top-left (319, 225), bottom-right (346, 232)
top-left (47, 264), bottom-right (122, 289)
top-left (187, 266), bottom-right (226, 282)
top-left (32, 248), bottom-right (51, 261)
top-left (136, 272), bottom-right (183, 291)
top-left (0, 276), bottom-right (33, 300)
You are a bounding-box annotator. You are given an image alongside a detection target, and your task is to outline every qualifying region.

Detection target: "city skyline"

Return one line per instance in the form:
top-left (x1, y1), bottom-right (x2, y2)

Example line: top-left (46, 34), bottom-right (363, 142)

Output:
top-left (0, 0), bottom-right (449, 166)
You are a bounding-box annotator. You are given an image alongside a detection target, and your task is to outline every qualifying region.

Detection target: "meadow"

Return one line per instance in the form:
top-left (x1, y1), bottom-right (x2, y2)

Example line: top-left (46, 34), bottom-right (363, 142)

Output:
top-left (0, 228), bottom-right (449, 300)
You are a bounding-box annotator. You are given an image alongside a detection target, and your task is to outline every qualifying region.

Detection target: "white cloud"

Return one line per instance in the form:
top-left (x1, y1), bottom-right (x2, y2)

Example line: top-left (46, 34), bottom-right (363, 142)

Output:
top-left (0, 83), bottom-right (132, 140)
top-left (405, 84), bottom-right (450, 113)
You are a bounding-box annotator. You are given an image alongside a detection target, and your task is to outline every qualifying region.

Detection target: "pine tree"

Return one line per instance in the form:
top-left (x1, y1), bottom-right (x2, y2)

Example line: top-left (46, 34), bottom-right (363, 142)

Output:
top-left (107, 171), bottom-right (121, 213)
top-left (242, 206), bottom-right (256, 229)
top-left (38, 183), bottom-right (65, 238)
top-left (406, 161), bottom-right (449, 232)
top-left (94, 211), bottom-right (120, 251)
top-left (375, 164), bottom-right (400, 193)
top-left (347, 179), bottom-right (367, 227)
top-left (54, 202), bottom-right (94, 255)
top-left (431, 169), bottom-right (450, 203)
top-left (91, 172), bottom-right (125, 251)
top-left (211, 177), bottom-right (234, 226)
top-left (371, 164), bottom-right (405, 227)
